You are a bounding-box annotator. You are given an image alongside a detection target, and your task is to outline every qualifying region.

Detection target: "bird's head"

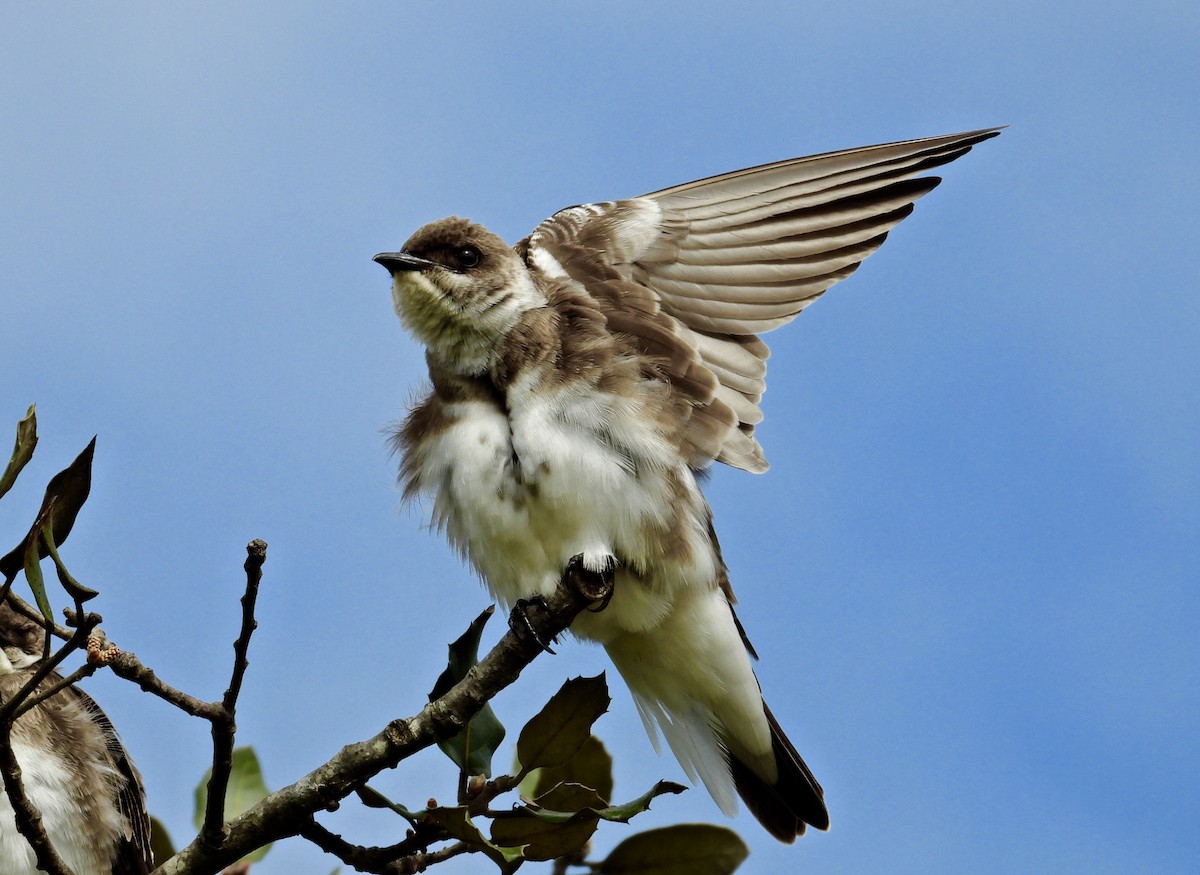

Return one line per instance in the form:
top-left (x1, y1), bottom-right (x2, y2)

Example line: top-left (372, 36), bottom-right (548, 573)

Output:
top-left (374, 217), bottom-right (545, 375)
top-left (0, 604), bottom-right (41, 675)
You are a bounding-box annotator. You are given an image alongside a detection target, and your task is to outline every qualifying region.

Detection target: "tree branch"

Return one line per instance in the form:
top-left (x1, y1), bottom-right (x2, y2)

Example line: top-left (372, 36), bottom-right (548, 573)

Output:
top-left (155, 563), bottom-right (612, 874)
top-left (103, 648), bottom-right (223, 720)
top-left (299, 816), bottom-right (473, 874)
top-left (395, 841), bottom-right (470, 874)
top-left (6, 589), bottom-right (222, 719)
top-left (199, 539), bottom-right (267, 850)
top-left (297, 818), bottom-right (450, 873)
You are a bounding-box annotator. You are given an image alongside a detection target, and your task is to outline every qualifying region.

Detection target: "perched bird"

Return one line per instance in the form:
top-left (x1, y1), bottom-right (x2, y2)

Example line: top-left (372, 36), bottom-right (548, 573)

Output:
top-left (376, 128), bottom-right (999, 841)
top-left (0, 603), bottom-right (152, 875)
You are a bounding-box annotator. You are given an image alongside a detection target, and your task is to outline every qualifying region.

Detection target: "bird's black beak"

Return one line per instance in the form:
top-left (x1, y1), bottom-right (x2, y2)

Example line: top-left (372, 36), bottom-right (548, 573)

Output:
top-left (373, 251), bottom-right (437, 274)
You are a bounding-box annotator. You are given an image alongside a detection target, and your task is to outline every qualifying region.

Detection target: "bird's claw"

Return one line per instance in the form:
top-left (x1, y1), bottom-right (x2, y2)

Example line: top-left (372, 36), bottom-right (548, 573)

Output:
top-left (509, 556), bottom-right (616, 650)
top-left (566, 554), bottom-right (617, 611)
top-left (508, 596), bottom-right (557, 654)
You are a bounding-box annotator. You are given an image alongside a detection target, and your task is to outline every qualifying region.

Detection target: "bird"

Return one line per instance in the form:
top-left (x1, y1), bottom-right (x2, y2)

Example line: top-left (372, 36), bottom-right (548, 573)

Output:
top-left (374, 128), bottom-right (1000, 842)
top-left (0, 602), bottom-right (153, 875)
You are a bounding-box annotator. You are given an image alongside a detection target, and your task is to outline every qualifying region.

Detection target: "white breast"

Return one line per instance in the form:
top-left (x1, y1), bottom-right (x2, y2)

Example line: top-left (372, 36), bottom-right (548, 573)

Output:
top-left (410, 366), bottom-right (723, 640)
top-left (0, 739), bottom-right (122, 875)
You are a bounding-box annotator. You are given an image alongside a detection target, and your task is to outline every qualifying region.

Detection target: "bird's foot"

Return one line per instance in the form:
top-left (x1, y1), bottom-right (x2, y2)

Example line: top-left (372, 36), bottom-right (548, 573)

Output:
top-left (508, 596), bottom-right (557, 654)
top-left (567, 553), bottom-right (617, 612)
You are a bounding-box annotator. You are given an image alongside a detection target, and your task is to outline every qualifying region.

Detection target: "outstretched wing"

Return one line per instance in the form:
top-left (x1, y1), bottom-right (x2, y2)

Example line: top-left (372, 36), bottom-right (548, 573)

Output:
top-left (525, 127), bottom-right (1001, 473)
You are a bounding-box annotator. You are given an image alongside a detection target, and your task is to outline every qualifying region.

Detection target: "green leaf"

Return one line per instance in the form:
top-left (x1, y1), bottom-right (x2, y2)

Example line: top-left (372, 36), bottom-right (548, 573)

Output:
top-left (0, 437), bottom-right (96, 582)
top-left (0, 405), bottom-right (37, 500)
top-left (592, 781), bottom-right (686, 824)
top-left (599, 824), bottom-right (749, 875)
top-left (492, 779), bottom-right (674, 864)
top-left (21, 516), bottom-right (53, 624)
top-left (356, 786), bottom-right (421, 823)
top-left (194, 747), bottom-right (273, 863)
top-left (523, 782), bottom-right (608, 823)
top-left (517, 780), bottom-right (683, 826)
top-left (426, 806), bottom-right (524, 871)
top-left (41, 522), bottom-right (99, 603)
top-left (516, 674), bottom-right (609, 774)
top-left (149, 816), bottom-right (176, 867)
top-left (522, 734), bottom-right (614, 804)
top-left (490, 788), bottom-right (600, 864)
top-left (428, 606), bottom-right (506, 777)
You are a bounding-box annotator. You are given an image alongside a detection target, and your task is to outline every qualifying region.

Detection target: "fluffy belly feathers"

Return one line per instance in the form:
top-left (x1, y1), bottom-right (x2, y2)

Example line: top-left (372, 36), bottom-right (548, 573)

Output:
top-left (410, 378), bottom-right (721, 641)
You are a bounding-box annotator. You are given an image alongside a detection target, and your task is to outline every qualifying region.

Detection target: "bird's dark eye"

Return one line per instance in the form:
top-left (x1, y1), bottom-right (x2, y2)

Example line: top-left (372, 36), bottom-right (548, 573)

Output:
top-left (452, 246), bottom-right (481, 269)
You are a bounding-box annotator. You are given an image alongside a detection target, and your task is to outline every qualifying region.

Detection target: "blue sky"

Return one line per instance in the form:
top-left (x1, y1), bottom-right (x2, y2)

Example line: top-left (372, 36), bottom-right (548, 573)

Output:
top-left (2, 3), bottom-right (1197, 873)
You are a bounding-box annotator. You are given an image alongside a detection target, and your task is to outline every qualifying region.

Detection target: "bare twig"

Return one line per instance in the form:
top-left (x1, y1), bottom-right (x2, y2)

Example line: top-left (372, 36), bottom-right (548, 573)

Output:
top-left (155, 565), bottom-right (613, 874)
top-left (11, 662), bottom-right (96, 720)
top-left (225, 540), bottom-right (266, 712)
top-left (8, 554), bottom-right (238, 719)
top-left (91, 542), bottom-right (271, 728)
top-left (299, 818), bottom-right (472, 875)
top-left (104, 649), bottom-right (223, 720)
top-left (199, 539), bottom-right (267, 850)
top-left (298, 818), bottom-right (449, 873)
top-left (393, 840), bottom-right (470, 873)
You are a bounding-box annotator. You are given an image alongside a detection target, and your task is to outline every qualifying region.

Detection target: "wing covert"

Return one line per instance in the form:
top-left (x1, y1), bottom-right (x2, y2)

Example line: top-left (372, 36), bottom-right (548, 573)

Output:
top-left (525, 128), bottom-right (1000, 472)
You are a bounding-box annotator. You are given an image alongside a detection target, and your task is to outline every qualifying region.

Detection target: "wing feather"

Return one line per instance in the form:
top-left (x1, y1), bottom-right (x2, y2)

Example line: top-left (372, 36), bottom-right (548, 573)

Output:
top-left (648, 129), bottom-right (997, 212)
top-left (70, 686), bottom-right (154, 874)
top-left (673, 203), bottom-right (915, 263)
top-left (525, 128), bottom-right (1000, 471)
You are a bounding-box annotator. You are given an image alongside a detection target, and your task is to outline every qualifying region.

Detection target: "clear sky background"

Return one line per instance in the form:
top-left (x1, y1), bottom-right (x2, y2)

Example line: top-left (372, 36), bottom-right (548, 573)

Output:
top-left (2, 3), bottom-right (1197, 873)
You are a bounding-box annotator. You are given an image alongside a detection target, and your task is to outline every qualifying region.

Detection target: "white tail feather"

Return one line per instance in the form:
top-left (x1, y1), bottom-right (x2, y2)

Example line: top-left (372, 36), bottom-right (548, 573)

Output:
top-left (630, 692), bottom-right (739, 817)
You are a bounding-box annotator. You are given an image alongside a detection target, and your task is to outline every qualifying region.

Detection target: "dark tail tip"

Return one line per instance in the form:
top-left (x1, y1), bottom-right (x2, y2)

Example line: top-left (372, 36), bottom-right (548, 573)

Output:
top-left (730, 703), bottom-right (829, 843)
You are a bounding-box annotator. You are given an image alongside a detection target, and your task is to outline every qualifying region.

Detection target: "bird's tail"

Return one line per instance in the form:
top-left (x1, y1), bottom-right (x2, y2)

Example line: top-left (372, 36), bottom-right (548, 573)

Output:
top-left (727, 702), bottom-right (829, 842)
top-left (605, 589), bottom-right (829, 842)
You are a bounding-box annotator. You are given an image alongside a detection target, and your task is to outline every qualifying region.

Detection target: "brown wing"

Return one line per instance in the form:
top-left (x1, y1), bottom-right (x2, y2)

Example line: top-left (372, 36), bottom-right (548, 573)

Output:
top-left (526, 128), bottom-right (1001, 472)
top-left (67, 685), bottom-right (155, 874)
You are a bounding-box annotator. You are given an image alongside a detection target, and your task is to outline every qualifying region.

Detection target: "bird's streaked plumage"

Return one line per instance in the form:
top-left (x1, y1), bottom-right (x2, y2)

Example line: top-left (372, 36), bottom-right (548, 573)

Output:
top-left (376, 128), bottom-right (999, 841)
top-left (0, 604), bottom-right (152, 875)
